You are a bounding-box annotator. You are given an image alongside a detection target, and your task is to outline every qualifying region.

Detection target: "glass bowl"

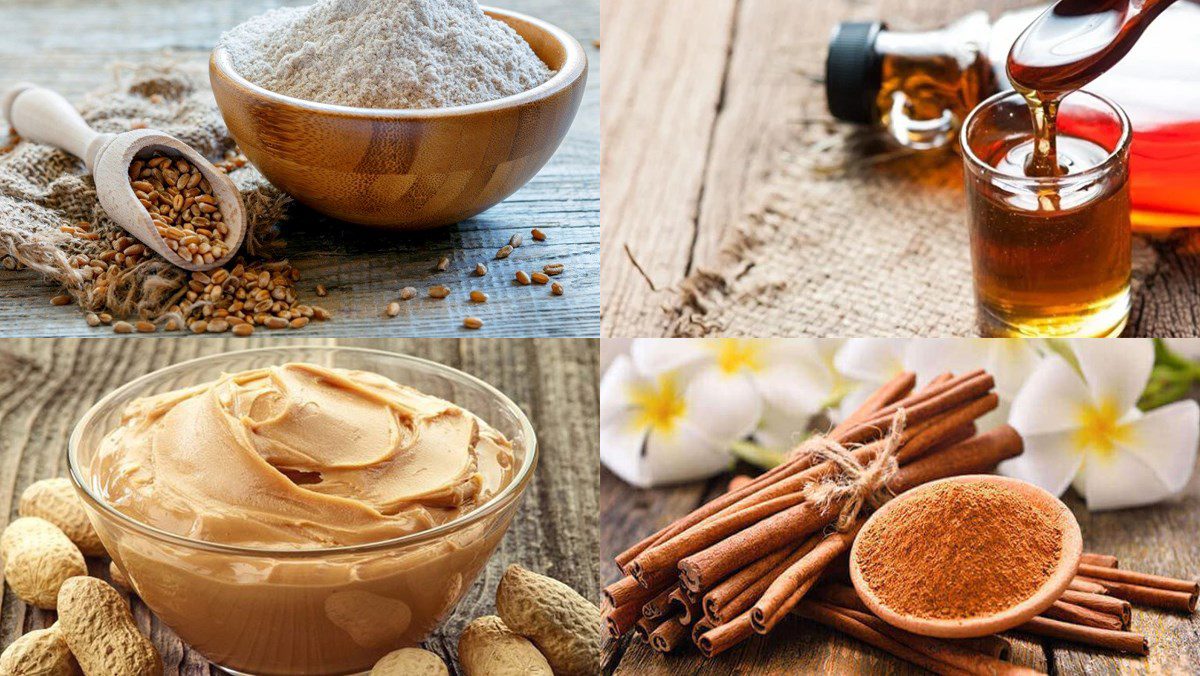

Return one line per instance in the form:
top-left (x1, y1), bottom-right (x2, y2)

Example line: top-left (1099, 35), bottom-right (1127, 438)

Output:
top-left (68, 346), bottom-right (537, 676)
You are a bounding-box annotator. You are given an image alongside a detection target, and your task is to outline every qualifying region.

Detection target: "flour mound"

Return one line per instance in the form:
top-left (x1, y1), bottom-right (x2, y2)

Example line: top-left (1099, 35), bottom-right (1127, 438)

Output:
top-left (219, 0), bottom-right (555, 109)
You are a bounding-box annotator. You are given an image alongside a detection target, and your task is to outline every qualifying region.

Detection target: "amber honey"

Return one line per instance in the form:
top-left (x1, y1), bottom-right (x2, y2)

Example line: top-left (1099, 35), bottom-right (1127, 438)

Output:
top-left (967, 134), bottom-right (1130, 336)
top-left (962, 91), bottom-right (1131, 337)
top-left (876, 50), bottom-right (992, 149)
top-left (953, 0), bottom-right (1165, 336)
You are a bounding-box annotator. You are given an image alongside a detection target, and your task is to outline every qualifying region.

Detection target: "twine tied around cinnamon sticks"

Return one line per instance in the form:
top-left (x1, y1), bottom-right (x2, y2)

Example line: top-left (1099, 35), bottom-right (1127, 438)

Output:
top-left (801, 409), bottom-right (906, 531)
top-left (606, 369), bottom-right (1045, 660)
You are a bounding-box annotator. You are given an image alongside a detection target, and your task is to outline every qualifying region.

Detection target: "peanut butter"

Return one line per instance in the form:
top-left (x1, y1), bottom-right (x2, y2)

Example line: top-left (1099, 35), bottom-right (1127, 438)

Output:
top-left (77, 363), bottom-right (524, 675)
top-left (89, 363), bottom-right (515, 548)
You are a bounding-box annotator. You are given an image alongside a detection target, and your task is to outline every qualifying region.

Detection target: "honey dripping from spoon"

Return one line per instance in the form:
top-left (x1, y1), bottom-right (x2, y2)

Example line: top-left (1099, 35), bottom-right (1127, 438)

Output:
top-left (1007, 0), bottom-right (1178, 177)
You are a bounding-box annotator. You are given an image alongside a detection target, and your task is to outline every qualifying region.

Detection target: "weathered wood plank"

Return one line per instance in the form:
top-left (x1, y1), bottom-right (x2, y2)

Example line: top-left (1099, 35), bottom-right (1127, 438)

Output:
top-left (0, 337), bottom-right (599, 674)
top-left (690, 0), bottom-right (840, 269)
top-left (0, 0), bottom-right (599, 338)
top-left (599, 0), bottom-right (738, 337)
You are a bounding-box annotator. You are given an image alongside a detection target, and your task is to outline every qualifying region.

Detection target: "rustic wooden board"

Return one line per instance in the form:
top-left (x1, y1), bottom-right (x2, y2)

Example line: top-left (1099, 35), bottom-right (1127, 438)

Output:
top-left (599, 0), bottom-right (737, 337)
top-left (0, 0), bottom-right (599, 338)
top-left (0, 337), bottom-right (599, 675)
top-left (600, 0), bottom-right (1200, 338)
top-left (603, 453), bottom-right (1200, 674)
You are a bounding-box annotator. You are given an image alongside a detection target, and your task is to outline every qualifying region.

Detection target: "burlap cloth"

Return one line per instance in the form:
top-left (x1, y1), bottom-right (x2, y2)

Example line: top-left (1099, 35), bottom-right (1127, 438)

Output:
top-left (664, 122), bottom-right (1158, 338)
top-left (0, 66), bottom-right (289, 320)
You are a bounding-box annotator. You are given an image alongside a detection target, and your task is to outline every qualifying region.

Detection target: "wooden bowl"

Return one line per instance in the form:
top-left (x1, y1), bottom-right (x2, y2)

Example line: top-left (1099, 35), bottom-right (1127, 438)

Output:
top-left (849, 475), bottom-right (1082, 639)
top-left (209, 6), bottom-right (587, 229)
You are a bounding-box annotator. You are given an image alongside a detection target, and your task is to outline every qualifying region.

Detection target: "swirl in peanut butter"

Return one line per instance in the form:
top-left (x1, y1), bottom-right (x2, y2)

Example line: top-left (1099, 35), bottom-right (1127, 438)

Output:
top-left (88, 363), bottom-right (516, 548)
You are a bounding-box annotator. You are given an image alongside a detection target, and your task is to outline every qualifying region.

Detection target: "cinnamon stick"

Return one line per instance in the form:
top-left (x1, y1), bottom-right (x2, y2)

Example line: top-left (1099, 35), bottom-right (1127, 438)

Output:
top-left (853, 609), bottom-right (1039, 676)
top-left (688, 539), bottom-right (829, 658)
top-left (1081, 553), bottom-right (1118, 568)
top-left (886, 424), bottom-right (1024, 492)
top-left (1077, 576), bottom-right (1198, 613)
top-left (648, 617), bottom-right (690, 653)
top-left (727, 475), bottom-right (754, 492)
top-left (631, 490), bottom-right (810, 580)
top-left (811, 585), bottom-right (1015, 661)
top-left (795, 601), bottom-right (967, 675)
top-left (1015, 616), bottom-right (1148, 655)
top-left (869, 370), bottom-right (987, 423)
top-left (811, 583), bottom-right (870, 613)
top-left (702, 544), bottom-right (795, 623)
top-left (691, 616), bottom-right (714, 644)
top-left (613, 449), bottom-right (815, 571)
top-left (604, 600), bottom-right (642, 639)
top-left (894, 393), bottom-right (999, 462)
top-left (678, 496), bottom-right (838, 592)
top-left (906, 422), bottom-right (978, 466)
top-left (669, 436), bottom-right (902, 589)
top-left (695, 612), bottom-right (757, 659)
top-left (634, 615), bottom-right (666, 642)
top-left (751, 521), bottom-right (863, 633)
top-left (667, 587), bottom-right (701, 625)
top-left (954, 636), bottom-right (1013, 661)
top-left (1059, 590), bottom-right (1131, 627)
top-left (1042, 599), bottom-right (1125, 632)
top-left (709, 537), bottom-right (819, 625)
top-left (1068, 578), bottom-right (1108, 595)
top-left (642, 585), bottom-right (677, 619)
top-left (830, 371), bottom-right (918, 436)
top-left (603, 572), bottom-right (672, 608)
top-left (842, 372), bottom-right (994, 446)
top-left (1077, 563), bottom-right (1199, 595)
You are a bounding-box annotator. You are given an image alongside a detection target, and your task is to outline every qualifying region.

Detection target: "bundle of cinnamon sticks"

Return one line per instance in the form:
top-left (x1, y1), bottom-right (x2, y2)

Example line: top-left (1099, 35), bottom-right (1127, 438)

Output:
top-left (604, 369), bottom-right (1025, 657)
top-left (604, 369), bottom-right (1200, 671)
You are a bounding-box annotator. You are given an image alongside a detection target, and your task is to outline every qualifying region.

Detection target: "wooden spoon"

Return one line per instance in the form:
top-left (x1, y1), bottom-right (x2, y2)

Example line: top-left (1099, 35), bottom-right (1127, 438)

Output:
top-left (850, 474), bottom-right (1082, 639)
top-left (1, 83), bottom-right (246, 272)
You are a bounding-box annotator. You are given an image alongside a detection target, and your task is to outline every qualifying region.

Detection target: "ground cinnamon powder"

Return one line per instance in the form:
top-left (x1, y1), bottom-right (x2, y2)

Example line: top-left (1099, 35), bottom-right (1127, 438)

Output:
top-left (856, 481), bottom-right (1063, 619)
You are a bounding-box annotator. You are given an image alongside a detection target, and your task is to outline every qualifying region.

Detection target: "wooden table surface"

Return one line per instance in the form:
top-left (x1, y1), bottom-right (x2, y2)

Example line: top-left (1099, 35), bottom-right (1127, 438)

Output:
top-left (602, 453), bottom-right (1200, 675)
top-left (0, 337), bottom-right (599, 674)
top-left (0, 0), bottom-right (599, 338)
top-left (600, 0), bottom-right (1200, 338)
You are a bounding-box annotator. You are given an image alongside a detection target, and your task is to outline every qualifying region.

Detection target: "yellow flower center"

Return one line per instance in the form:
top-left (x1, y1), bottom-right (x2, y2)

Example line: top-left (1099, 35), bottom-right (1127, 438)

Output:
top-left (711, 339), bottom-right (764, 375)
top-left (1073, 396), bottom-right (1133, 461)
top-left (629, 373), bottom-right (687, 435)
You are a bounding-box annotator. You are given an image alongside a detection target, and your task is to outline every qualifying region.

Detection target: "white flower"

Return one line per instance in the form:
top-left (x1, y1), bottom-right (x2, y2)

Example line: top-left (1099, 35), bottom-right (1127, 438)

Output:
top-left (600, 338), bottom-right (634, 375)
top-left (905, 339), bottom-right (1046, 430)
top-left (1003, 339), bottom-right (1200, 511)
top-left (631, 339), bottom-right (837, 452)
top-left (600, 354), bottom-right (757, 487)
top-left (832, 339), bottom-right (911, 422)
top-left (1163, 338), bottom-right (1200, 361)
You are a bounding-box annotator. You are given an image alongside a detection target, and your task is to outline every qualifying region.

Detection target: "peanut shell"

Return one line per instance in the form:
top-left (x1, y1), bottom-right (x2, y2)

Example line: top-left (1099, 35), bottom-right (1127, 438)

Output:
top-left (458, 615), bottom-right (551, 676)
top-left (495, 564), bottom-right (600, 676)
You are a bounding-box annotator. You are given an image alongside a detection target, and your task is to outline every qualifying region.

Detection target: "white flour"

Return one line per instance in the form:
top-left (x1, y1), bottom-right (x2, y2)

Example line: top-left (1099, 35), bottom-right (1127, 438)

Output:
top-left (219, 0), bottom-right (555, 109)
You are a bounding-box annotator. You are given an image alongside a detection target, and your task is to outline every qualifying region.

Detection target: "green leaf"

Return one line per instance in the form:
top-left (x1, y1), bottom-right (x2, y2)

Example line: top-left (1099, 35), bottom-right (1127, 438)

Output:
top-left (730, 440), bottom-right (787, 470)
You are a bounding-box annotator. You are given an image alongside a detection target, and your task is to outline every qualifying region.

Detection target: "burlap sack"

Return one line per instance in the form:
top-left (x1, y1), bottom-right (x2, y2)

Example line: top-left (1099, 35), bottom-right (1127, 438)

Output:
top-left (666, 123), bottom-right (1158, 337)
top-left (0, 65), bottom-right (289, 320)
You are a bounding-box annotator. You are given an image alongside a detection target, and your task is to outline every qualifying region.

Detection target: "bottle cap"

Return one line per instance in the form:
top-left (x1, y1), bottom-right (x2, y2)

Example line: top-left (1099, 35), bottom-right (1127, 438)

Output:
top-left (826, 21), bottom-right (885, 123)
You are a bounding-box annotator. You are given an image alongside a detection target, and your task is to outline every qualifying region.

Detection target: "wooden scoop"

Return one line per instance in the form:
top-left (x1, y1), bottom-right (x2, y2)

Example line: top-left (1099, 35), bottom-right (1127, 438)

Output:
top-left (1, 83), bottom-right (246, 272)
top-left (849, 475), bottom-right (1082, 639)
